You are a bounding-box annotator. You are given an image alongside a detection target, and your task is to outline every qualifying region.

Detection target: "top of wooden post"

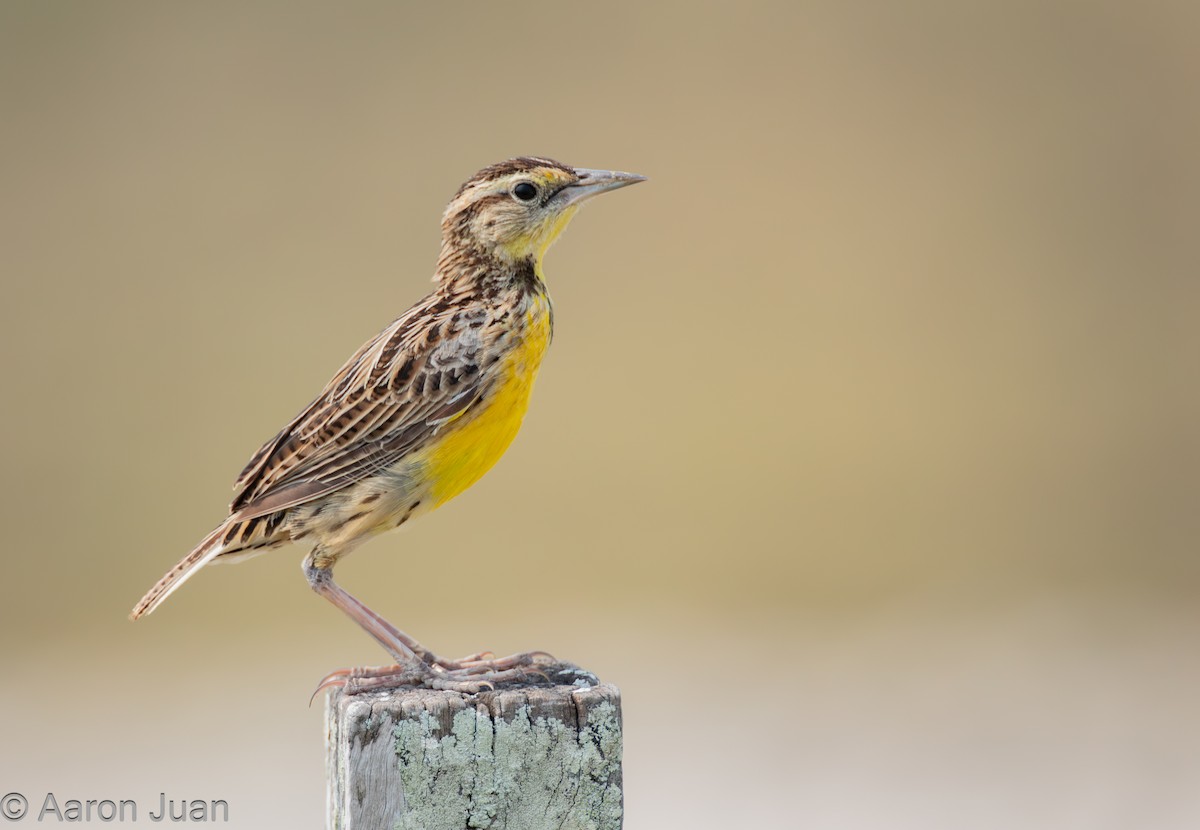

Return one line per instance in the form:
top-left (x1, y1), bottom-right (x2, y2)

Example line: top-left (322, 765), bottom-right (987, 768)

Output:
top-left (326, 669), bottom-right (623, 830)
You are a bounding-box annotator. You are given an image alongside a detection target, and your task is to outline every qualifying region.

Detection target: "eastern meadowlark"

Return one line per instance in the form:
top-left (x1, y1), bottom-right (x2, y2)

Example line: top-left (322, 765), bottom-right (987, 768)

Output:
top-left (131, 157), bottom-right (645, 691)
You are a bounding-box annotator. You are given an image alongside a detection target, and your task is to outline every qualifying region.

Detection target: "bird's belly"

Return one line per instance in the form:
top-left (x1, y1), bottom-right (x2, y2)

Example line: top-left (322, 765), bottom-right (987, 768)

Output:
top-left (423, 306), bottom-right (551, 507)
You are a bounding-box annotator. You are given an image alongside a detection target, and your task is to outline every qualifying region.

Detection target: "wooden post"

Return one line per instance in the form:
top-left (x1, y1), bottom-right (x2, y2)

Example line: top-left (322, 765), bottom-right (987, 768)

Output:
top-left (325, 669), bottom-right (622, 830)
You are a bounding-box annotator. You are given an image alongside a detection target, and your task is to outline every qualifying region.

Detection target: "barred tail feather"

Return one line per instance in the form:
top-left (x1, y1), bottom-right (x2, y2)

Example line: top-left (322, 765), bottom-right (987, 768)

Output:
top-left (129, 524), bottom-right (230, 620)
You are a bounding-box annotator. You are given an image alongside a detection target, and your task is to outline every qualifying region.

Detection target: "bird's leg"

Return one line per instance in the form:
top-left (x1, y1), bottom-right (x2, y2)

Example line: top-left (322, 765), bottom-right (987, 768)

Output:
top-left (303, 555), bottom-right (553, 697)
top-left (303, 559), bottom-right (430, 665)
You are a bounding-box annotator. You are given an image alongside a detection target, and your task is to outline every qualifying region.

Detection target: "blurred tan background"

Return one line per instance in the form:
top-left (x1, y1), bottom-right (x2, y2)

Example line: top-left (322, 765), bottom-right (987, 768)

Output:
top-left (1, 1), bottom-right (1197, 827)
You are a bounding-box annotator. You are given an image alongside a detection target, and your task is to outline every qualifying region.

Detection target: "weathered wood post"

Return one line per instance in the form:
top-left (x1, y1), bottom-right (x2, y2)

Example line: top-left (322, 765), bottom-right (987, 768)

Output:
top-left (325, 665), bottom-right (623, 830)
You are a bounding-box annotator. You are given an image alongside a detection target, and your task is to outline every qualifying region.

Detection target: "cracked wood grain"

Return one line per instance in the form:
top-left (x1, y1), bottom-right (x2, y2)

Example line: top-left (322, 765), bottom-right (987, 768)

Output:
top-left (326, 683), bottom-right (623, 830)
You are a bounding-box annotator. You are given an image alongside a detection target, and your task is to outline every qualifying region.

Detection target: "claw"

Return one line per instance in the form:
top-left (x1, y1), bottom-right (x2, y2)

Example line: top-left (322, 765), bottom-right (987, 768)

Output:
top-left (314, 666), bottom-right (354, 690)
top-left (310, 674), bottom-right (344, 706)
top-left (424, 675), bottom-right (496, 693)
top-left (437, 651), bottom-right (495, 667)
top-left (443, 650), bottom-right (557, 671)
top-left (453, 652), bottom-right (556, 671)
top-left (311, 648), bottom-right (565, 702)
top-left (309, 664), bottom-right (408, 705)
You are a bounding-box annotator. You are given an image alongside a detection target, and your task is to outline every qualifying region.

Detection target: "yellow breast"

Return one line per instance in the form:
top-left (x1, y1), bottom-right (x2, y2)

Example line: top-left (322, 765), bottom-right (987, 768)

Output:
top-left (423, 296), bottom-right (552, 506)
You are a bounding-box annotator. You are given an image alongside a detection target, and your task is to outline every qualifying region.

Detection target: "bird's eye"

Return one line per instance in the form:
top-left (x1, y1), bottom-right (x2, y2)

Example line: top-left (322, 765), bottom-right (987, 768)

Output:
top-left (512, 182), bottom-right (539, 202)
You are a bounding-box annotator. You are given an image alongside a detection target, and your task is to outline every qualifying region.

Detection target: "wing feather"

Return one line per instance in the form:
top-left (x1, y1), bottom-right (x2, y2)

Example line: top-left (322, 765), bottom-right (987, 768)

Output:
top-left (229, 295), bottom-right (493, 518)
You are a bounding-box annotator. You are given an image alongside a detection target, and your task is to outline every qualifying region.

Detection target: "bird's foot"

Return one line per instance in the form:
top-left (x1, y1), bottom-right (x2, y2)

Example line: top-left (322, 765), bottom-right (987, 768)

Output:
top-left (429, 649), bottom-right (557, 673)
top-left (312, 652), bottom-right (564, 702)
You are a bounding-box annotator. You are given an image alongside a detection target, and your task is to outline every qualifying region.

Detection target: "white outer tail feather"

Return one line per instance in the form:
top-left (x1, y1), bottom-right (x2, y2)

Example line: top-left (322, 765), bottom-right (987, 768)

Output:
top-left (129, 524), bottom-right (230, 620)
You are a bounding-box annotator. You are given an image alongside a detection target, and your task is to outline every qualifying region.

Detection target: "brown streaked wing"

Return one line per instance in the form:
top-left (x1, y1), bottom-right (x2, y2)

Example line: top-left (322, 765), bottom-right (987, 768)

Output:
top-left (228, 298), bottom-right (491, 520)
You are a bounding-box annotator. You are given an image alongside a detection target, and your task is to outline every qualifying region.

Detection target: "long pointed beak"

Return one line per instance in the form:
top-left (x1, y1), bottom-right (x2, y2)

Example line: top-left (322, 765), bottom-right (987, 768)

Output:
top-left (557, 168), bottom-right (647, 207)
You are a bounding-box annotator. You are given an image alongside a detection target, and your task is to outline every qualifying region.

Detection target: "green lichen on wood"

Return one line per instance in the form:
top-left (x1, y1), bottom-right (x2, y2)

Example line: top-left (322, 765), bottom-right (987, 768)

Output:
top-left (391, 701), bottom-right (623, 830)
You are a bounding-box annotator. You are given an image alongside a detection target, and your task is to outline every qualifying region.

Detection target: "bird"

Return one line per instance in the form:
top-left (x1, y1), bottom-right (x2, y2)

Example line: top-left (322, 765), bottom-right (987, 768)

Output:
top-left (130, 157), bottom-right (645, 692)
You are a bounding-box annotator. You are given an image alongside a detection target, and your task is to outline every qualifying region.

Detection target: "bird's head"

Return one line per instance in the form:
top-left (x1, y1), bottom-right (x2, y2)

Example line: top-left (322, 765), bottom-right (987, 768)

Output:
top-left (441, 157), bottom-right (645, 271)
